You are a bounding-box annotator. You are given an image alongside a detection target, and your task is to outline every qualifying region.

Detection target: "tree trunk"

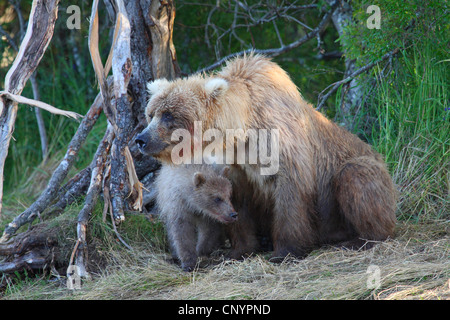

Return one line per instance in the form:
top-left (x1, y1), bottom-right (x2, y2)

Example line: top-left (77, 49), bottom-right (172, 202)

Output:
top-left (326, 0), bottom-right (363, 127)
top-left (127, 0), bottom-right (180, 176)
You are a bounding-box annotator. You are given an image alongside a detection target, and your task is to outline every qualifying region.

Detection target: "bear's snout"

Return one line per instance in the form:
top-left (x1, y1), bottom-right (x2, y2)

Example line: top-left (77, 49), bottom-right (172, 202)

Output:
top-left (135, 128), bottom-right (170, 156)
top-left (135, 134), bottom-right (147, 149)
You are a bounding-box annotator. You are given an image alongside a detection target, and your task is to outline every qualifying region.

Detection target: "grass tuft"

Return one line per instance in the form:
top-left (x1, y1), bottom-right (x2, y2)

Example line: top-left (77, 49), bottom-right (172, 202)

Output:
top-left (369, 42), bottom-right (449, 221)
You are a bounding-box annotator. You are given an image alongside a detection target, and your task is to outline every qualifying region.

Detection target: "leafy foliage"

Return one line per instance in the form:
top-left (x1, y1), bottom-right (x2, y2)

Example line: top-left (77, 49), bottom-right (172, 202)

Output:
top-left (340, 0), bottom-right (448, 65)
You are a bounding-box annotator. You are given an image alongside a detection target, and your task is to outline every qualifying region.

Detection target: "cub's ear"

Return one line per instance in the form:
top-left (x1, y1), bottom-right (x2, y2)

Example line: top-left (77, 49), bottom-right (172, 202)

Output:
top-left (220, 166), bottom-right (230, 178)
top-left (147, 78), bottom-right (170, 96)
top-left (205, 78), bottom-right (229, 99)
top-left (193, 172), bottom-right (206, 188)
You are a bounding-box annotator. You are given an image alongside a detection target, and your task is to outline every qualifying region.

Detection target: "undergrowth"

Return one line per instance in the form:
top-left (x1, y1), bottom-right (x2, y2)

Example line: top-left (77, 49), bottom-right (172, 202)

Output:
top-left (369, 43), bottom-right (449, 221)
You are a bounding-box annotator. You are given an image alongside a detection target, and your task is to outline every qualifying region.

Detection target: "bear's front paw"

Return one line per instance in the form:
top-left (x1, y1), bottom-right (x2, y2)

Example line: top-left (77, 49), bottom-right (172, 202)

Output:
top-left (227, 250), bottom-right (252, 261)
top-left (181, 258), bottom-right (197, 272)
top-left (181, 265), bottom-right (194, 272)
top-left (270, 246), bottom-right (308, 263)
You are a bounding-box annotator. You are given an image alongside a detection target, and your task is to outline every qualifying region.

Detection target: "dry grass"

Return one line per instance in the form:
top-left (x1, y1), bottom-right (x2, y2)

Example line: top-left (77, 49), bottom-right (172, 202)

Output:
top-left (52, 220), bottom-right (448, 300)
top-left (1, 210), bottom-right (448, 300)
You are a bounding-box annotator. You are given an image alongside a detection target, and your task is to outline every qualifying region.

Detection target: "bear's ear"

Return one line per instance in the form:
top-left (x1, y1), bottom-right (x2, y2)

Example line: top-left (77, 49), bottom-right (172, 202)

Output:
top-left (205, 78), bottom-right (229, 100)
top-left (147, 78), bottom-right (170, 96)
top-left (193, 172), bottom-right (206, 188)
top-left (220, 166), bottom-right (230, 178)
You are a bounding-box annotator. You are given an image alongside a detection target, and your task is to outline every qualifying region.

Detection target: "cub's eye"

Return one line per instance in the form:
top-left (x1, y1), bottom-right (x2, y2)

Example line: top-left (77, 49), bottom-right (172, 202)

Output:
top-left (214, 197), bottom-right (223, 204)
top-left (161, 112), bottom-right (174, 122)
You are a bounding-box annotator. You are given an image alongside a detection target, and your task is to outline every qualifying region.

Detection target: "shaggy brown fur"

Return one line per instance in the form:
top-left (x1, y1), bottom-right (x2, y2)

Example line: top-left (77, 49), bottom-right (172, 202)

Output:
top-left (156, 164), bottom-right (236, 271)
top-left (137, 54), bottom-right (397, 260)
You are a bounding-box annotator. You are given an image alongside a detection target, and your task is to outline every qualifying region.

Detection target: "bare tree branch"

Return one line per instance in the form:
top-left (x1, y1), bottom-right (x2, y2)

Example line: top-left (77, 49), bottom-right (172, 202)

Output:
top-left (0, 93), bottom-right (103, 243)
top-left (30, 74), bottom-right (48, 160)
top-left (0, 91), bottom-right (82, 120)
top-left (74, 125), bottom-right (114, 278)
top-left (196, 1), bottom-right (337, 74)
top-left (0, 4), bottom-right (50, 162)
top-left (196, 0), bottom-right (325, 68)
top-left (316, 48), bottom-right (400, 111)
top-left (0, 25), bottom-right (19, 52)
top-left (0, 0), bottom-right (60, 216)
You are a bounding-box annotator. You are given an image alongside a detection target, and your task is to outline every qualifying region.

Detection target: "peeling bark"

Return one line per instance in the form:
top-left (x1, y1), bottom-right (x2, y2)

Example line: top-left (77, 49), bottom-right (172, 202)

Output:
top-left (0, 224), bottom-right (58, 273)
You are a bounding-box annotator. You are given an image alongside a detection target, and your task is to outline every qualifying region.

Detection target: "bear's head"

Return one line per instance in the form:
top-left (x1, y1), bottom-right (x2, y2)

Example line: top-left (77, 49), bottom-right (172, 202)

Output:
top-left (191, 166), bottom-right (237, 224)
top-left (135, 77), bottom-right (229, 161)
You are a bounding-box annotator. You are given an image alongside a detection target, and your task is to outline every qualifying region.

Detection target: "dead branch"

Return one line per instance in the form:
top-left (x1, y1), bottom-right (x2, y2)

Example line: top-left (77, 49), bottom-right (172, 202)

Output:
top-left (202, 0), bottom-right (319, 57)
top-left (0, 93), bottom-right (104, 243)
top-left (30, 75), bottom-right (48, 160)
top-left (109, 0), bottom-right (138, 223)
top-left (46, 166), bottom-right (92, 218)
top-left (0, 224), bottom-right (57, 273)
top-left (196, 1), bottom-right (337, 74)
top-left (315, 48), bottom-right (400, 111)
top-left (0, 91), bottom-right (82, 120)
top-left (3, 0), bottom-right (49, 162)
top-left (0, 0), bottom-right (60, 215)
top-left (65, 0), bottom-right (144, 277)
top-left (74, 126), bottom-right (114, 278)
top-left (88, 0), bottom-right (142, 225)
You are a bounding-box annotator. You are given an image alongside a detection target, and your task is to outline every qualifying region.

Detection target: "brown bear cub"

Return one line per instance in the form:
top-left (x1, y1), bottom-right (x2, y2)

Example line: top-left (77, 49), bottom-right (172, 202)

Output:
top-left (156, 164), bottom-right (237, 271)
top-left (137, 54), bottom-right (397, 261)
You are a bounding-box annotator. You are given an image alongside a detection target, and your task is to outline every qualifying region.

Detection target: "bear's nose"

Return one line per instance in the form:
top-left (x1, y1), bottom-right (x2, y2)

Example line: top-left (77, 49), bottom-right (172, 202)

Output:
top-left (135, 134), bottom-right (147, 149)
top-left (229, 212), bottom-right (238, 219)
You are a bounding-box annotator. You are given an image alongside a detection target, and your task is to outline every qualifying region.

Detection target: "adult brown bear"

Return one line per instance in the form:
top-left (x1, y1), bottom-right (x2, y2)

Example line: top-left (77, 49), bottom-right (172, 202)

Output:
top-left (136, 54), bottom-right (397, 260)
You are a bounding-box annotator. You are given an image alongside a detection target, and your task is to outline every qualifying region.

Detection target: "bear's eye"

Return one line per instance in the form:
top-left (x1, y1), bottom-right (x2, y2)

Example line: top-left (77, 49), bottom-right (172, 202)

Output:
top-left (214, 197), bottom-right (223, 204)
top-left (161, 111), bottom-right (174, 122)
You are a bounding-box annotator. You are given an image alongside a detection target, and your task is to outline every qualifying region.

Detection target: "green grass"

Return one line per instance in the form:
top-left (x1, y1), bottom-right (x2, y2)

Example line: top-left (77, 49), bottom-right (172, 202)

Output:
top-left (368, 42), bottom-right (449, 221)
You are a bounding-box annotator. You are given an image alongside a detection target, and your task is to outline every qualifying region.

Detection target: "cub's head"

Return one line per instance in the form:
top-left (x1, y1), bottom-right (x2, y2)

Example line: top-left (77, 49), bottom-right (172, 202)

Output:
top-left (135, 77), bottom-right (229, 162)
top-left (191, 166), bottom-right (237, 224)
